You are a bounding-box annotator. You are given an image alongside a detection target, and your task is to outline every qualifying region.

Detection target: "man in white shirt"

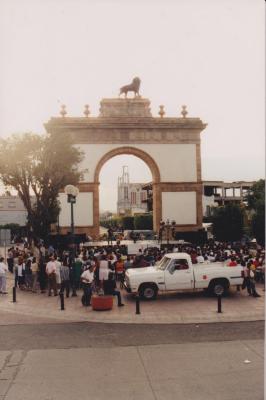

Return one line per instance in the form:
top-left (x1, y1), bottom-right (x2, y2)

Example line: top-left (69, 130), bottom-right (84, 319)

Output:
top-left (81, 265), bottom-right (94, 306)
top-left (0, 257), bottom-right (8, 294)
top-left (54, 255), bottom-right (62, 287)
top-left (16, 257), bottom-right (26, 289)
top-left (46, 256), bottom-right (58, 296)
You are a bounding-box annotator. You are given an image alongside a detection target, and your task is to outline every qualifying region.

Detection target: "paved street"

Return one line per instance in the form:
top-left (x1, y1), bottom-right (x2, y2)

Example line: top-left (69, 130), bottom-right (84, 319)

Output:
top-left (0, 321), bottom-right (264, 400)
top-left (0, 321), bottom-right (264, 350)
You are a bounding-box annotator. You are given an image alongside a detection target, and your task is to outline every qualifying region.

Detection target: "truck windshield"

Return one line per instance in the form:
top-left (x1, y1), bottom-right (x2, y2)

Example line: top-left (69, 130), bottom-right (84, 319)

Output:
top-left (156, 257), bottom-right (171, 270)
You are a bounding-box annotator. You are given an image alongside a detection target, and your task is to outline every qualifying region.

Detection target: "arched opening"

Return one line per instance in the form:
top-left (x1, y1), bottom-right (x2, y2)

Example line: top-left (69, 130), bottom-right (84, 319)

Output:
top-left (94, 146), bottom-right (162, 236)
top-left (94, 146), bottom-right (160, 184)
top-left (99, 156), bottom-right (152, 214)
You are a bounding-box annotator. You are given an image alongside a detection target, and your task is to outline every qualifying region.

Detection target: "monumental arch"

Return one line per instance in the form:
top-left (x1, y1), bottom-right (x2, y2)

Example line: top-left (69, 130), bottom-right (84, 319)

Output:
top-left (45, 97), bottom-right (207, 239)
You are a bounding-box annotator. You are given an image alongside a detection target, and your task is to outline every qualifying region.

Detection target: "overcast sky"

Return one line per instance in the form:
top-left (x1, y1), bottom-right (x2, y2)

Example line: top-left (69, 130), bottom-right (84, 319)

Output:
top-left (0, 0), bottom-right (264, 211)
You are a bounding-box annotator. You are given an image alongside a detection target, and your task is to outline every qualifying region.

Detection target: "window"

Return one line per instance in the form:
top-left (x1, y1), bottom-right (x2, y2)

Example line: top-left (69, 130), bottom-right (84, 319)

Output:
top-left (156, 257), bottom-right (171, 270)
top-left (124, 187), bottom-right (128, 200)
top-left (131, 191), bottom-right (136, 204)
top-left (174, 260), bottom-right (189, 270)
top-left (141, 191), bottom-right (147, 201)
top-left (168, 259), bottom-right (189, 273)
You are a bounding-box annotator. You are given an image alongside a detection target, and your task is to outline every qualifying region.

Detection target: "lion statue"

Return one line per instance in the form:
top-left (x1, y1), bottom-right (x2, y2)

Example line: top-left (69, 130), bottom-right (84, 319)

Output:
top-left (119, 77), bottom-right (141, 98)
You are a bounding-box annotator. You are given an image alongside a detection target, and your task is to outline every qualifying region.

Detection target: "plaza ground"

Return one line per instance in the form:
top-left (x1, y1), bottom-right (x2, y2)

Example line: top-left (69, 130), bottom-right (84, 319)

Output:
top-left (0, 273), bottom-right (264, 325)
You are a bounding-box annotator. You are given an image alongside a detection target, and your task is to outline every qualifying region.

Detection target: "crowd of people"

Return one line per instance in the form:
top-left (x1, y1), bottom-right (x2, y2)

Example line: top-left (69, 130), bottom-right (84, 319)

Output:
top-left (0, 239), bottom-right (264, 303)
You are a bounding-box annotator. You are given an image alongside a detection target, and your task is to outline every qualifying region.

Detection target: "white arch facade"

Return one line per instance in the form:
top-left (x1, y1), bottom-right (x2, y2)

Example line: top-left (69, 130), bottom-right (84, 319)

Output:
top-left (45, 97), bottom-right (207, 238)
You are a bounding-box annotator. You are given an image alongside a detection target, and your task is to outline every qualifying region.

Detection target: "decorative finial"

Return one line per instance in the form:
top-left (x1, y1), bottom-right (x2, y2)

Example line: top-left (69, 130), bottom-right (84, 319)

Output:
top-left (60, 104), bottom-right (67, 118)
top-left (158, 105), bottom-right (165, 118)
top-left (84, 104), bottom-right (90, 117)
top-left (181, 105), bottom-right (188, 118)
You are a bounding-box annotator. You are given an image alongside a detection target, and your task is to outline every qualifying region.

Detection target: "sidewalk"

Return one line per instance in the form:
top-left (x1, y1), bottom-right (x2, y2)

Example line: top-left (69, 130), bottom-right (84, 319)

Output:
top-left (0, 273), bottom-right (264, 325)
top-left (1, 340), bottom-right (264, 400)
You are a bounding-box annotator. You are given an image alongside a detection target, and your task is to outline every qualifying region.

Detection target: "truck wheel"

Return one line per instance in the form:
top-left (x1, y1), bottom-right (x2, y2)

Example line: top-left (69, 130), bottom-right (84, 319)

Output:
top-left (139, 284), bottom-right (158, 300)
top-left (209, 280), bottom-right (228, 297)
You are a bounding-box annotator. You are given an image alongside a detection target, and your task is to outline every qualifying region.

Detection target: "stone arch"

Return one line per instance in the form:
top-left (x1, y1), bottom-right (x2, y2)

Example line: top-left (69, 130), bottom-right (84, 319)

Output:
top-left (46, 96), bottom-right (206, 239)
top-left (94, 146), bottom-right (161, 184)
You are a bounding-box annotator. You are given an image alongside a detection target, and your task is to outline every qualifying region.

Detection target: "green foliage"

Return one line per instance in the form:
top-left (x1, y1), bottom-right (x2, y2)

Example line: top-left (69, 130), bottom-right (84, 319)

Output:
top-left (134, 214), bottom-right (153, 230)
top-left (246, 179), bottom-right (265, 211)
top-left (100, 217), bottom-right (122, 229)
top-left (100, 214), bottom-right (153, 231)
top-left (212, 203), bottom-right (244, 242)
top-left (0, 223), bottom-right (21, 233)
top-left (251, 209), bottom-right (265, 245)
top-left (0, 132), bottom-right (84, 240)
top-left (246, 180), bottom-right (265, 244)
top-left (122, 216), bottom-right (134, 230)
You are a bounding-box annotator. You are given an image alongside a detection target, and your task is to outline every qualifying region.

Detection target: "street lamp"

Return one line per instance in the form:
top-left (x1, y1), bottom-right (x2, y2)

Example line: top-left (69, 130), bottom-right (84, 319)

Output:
top-left (64, 185), bottom-right (79, 295)
top-left (165, 219), bottom-right (171, 247)
top-left (159, 219), bottom-right (177, 249)
top-left (64, 184), bottom-right (79, 233)
top-left (158, 220), bottom-right (165, 244)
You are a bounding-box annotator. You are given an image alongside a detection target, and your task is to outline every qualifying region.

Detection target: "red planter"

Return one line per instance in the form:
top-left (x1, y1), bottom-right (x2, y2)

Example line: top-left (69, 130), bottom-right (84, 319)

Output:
top-left (92, 295), bottom-right (113, 311)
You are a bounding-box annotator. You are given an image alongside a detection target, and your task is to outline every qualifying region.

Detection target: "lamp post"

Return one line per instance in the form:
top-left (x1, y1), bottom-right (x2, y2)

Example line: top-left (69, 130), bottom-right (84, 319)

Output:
top-left (158, 220), bottom-right (165, 244)
top-left (64, 185), bottom-right (79, 295)
top-left (165, 219), bottom-right (171, 248)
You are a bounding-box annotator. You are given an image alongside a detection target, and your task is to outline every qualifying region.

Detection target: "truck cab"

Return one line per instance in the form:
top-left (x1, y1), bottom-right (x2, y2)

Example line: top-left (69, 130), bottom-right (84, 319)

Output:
top-left (158, 254), bottom-right (193, 291)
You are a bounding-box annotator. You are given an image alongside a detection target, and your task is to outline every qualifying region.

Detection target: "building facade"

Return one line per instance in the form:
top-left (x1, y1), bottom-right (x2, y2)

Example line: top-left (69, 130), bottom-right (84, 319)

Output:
top-left (202, 181), bottom-right (255, 216)
top-left (141, 180), bottom-right (255, 218)
top-left (0, 195), bottom-right (28, 226)
top-left (117, 166), bottom-right (148, 215)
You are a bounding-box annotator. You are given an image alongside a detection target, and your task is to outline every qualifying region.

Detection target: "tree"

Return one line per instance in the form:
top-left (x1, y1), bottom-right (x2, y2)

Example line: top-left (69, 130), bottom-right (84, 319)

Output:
top-left (122, 216), bottom-right (134, 230)
top-left (246, 179), bottom-right (265, 244)
top-left (212, 203), bottom-right (244, 242)
top-left (134, 214), bottom-right (153, 230)
top-left (0, 132), bottom-right (84, 240)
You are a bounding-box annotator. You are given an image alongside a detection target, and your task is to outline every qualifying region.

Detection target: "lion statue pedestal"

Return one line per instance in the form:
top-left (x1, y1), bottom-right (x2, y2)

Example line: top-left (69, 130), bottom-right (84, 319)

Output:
top-left (99, 98), bottom-right (152, 118)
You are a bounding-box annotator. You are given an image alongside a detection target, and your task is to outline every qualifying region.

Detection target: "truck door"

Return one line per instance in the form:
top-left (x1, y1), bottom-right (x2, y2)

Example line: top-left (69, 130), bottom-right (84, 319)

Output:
top-left (164, 259), bottom-right (193, 290)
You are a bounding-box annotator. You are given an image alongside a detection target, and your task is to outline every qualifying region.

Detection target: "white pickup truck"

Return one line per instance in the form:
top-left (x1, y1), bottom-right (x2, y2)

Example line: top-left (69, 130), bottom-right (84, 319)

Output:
top-left (124, 253), bottom-right (243, 300)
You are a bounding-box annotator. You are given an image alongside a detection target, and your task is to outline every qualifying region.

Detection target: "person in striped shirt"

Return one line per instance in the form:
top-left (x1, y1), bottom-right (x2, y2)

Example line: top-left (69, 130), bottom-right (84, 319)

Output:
top-left (60, 258), bottom-right (70, 298)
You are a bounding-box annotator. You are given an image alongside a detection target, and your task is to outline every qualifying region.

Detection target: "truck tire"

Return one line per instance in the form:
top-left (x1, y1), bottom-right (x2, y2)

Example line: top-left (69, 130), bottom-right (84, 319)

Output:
top-left (208, 279), bottom-right (229, 297)
top-left (139, 284), bottom-right (158, 300)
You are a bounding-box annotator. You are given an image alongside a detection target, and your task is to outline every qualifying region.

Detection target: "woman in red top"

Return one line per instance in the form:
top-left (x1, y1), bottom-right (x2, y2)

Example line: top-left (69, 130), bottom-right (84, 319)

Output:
top-left (228, 257), bottom-right (237, 267)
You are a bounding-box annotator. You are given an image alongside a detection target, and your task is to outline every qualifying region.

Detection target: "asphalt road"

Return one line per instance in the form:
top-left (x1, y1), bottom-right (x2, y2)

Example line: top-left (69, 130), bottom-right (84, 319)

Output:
top-left (0, 320), bottom-right (264, 350)
top-left (0, 321), bottom-right (264, 400)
